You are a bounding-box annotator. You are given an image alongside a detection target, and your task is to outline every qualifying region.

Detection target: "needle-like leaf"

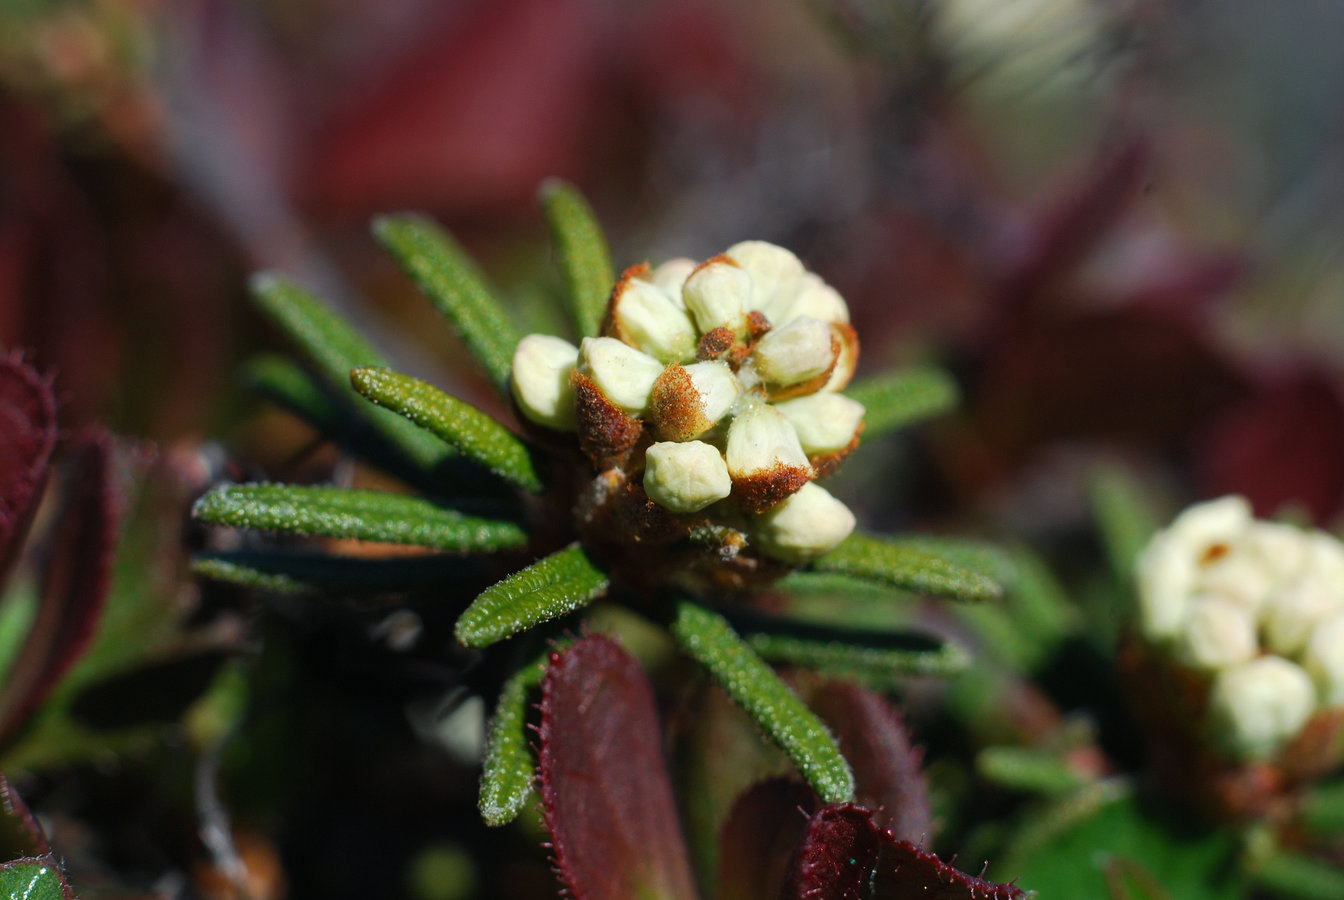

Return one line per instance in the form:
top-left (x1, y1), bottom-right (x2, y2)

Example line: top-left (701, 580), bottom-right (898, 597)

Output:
top-left (192, 484), bottom-right (527, 552)
top-left (191, 550), bottom-right (484, 595)
top-left (1089, 464), bottom-right (1160, 585)
top-left (539, 179), bottom-right (614, 339)
top-left (479, 647), bottom-right (553, 827)
top-left (813, 533), bottom-right (1003, 601)
top-left (372, 214), bottom-right (521, 389)
top-left (238, 353), bottom-right (345, 432)
top-left (351, 367), bottom-right (542, 492)
top-left (745, 627), bottom-right (968, 686)
top-left (454, 544), bottom-right (608, 648)
top-left (846, 365), bottom-right (959, 438)
top-left (671, 601), bottom-right (854, 805)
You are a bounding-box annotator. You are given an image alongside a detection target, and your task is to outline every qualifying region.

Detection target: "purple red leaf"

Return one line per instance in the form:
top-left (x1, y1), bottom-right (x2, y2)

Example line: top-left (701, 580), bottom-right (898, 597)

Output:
top-left (780, 803), bottom-right (883, 900)
top-left (872, 835), bottom-right (1024, 900)
top-left (0, 352), bottom-right (58, 593)
top-left (539, 636), bottom-right (698, 900)
top-left (716, 778), bottom-right (818, 900)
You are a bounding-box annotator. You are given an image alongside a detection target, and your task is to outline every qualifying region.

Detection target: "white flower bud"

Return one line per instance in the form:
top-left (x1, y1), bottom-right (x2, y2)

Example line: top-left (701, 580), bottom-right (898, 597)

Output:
top-left (649, 361), bottom-right (740, 442)
top-left (510, 334), bottom-right (579, 430)
top-left (1174, 595), bottom-right (1258, 670)
top-left (683, 258), bottom-right (751, 335)
top-left (1262, 574), bottom-right (1344, 657)
top-left (769, 271), bottom-right (850, 327)
top-left (772, 393), bottom-right (865, 456)
top-left (1303, 614), bottom-right (1344, 707)
top-left (750, 481), bottom-right (856, 563)
top-left (820, 323), bottom-right (859, 392)
top-left (1306, 530), bottom-right (1344, 588)
top-left (1136, 533), bottom-right (1196, 642)
top-left (1168, 495), bottom-right (1254, 558)
top-left (751, 316), bottom-right (836, 388)
top-left (1208, 656), bottom-right (1316, 760)
top-left (608, 276), bottom-right (697, 363)
top-left (576, 336), bottom-right (665, 417)
top-left (725, 402), bottom-right (813, 513)
top-left (1251, 521), bottom-right (1310, 584)
top-left (1196, 549), bottom-right (1274, 615)
top-left (724, 241), bottom-right (806, 321)
top-left (650, 257), bottom-right (696, 305)
top-left (643, 440), bottom-right (732, 514)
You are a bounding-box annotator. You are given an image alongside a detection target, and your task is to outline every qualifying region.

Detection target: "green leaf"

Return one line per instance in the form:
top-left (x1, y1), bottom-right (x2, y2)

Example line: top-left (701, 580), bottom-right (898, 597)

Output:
top-left (192, 484), bottom-right (527, 552)
top-left (539, 179), bottom-right (614, 338)
top-left (976, 746), bottom-right (1091, 797)
top-left (239, 353), bottom-right (345, 428)
top-left (0, 861), bottom-right (67, 900)
top-left (1245, 844), bottom-right (1344, 900)
top-left (454, 544), bottom-right (608, 648)
top-left (1089, 465), bottom-right (1160, 585)
top-left (350, 368), bottom-right (542, 492)
top-left (191, 550), bottom-right (482, 595)
top-left (670, 601), bottom-right (854, 805)
top-left (738, 618), bottom-right (968, 687)
top-left (1300, 778), bottom-right (1344, 834)
top-left (479, 648), bottom-right (553, 826)
top-left (249, 275), bottom-right (454, 471)
top-left (372, 214), bottom-right (521, 388)
top-left (847, 365), bottom-right (959, 437)
top-left (813, 533), bottom-right (1003, 601)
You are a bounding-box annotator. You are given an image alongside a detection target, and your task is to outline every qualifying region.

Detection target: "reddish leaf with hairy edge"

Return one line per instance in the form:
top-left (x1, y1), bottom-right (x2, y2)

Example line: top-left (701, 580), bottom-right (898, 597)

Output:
top-left (0, 776), bottom-right (73, 899)
top-left (0, 429), bottom-right (120, 746)
top-left (717, 778), bottom-right (818, 900)
top-left (805, 680), bottom-right (931, 842)
top-left (539, 636), bottom-right (698, 900)
top-left (0, 353), bottom-right (58, 592)
top-left (872, 834), bottom-right (1024, 900)
top-left (780, 803), bottom-right (883, 900)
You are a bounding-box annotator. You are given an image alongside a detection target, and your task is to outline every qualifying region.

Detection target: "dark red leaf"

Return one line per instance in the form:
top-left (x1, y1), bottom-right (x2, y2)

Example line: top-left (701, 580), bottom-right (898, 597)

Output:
top-left (0, 352), bottom-right (58, 591)
top-left (0, 429), bottom-right (121, 746)
top-left (539, 636), bottom-right (698, 900)
top-left (779, 803), bottom-right (883, 900)
top-left (805, 681), bottom-right (931, 842)
top-left (717, 778), bottom-right (818, 900)
top-left (872, 836), bottom-right (1024, 900)
top-left (0, 776), bottom-right (73, 900)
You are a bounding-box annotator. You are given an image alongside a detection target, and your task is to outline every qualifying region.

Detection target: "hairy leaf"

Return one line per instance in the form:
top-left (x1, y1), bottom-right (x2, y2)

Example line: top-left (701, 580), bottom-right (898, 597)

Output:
top-left (539, 179), bottom-right (614, 339)
top-left (814, 533), bottom-right (1002, 601)
top-left (671, 602), bottom-right (854, 805)
top-left (1089, 465), bottom-right (1160, 585)
top-left (780, 803), bottom-right (883, 900)
top-left (0, 776), bottom-right (51, 861)
top-left (847, 365), bottom-right (959, 438)
top-left (249, 275), bottom-right (454, 471)
top-left (191, 550), bottom-right (483, 595)
top-left (372, 214), bottom-right (521, 388)
top-left (0, 860), bottom-right (68, 900)
top-left (976, 746), bottom-right (1091, 797)
top-left (873, 836), bottom-right (1025, 900)
top-left (0, 355), bottom-right (58, 592)
top-left (745, 625), bottom-right (968, 686)
top-left (0, 432), bottom-right (119, 747)
top-left (239, 353), bottom-right (345, 429)
top-left (479, 649), bottom-right (550, 827)
top-left (717, 779), bottom-right (819, 900)
top-left (454, 544), bottom-right (607, 648)
top-left (351, 367), bottom-right (541, 491)
top-left (193, 483), bottom-right (527, 551)
top-left (540, 637), bottom-right (698, 900)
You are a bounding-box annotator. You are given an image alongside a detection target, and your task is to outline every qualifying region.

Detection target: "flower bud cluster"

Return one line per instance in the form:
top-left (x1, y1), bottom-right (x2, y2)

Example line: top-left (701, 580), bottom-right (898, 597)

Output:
top-left (1137, 496), bottom-right (1344, 761)
top-left (511, 242), bottom-right (863, 567)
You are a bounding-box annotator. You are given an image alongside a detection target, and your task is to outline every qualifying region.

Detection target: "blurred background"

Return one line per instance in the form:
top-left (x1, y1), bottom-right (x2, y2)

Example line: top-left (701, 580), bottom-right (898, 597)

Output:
top-left (5, 0), bottom-right (1344, 897)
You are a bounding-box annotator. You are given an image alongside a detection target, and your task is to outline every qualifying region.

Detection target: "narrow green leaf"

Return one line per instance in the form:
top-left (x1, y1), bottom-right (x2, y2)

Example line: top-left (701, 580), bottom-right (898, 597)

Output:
top-left (0, 861), bottom-right (66, 900)
top-left (670, 601), bottom-right (854, 805)
top-left (479, 648), bottom-right (554, 826)
top-left (1246, 845), bottom-right (1344, 900)
top-left (813, 533), bottom-right (1003, 601)
top-left (455, 544), bottom-right (608, 649)
top-left (192, 484), bottom-right (527, 552)
top-left (847, 365), bottom-right (959, 437)
top-left (539, 179), bottom-right (614, 338)
top-left (1300, 779), bottom-right (1344, 834)
top-left (372, 214), bottom-right (521, 388)
top-left (1089, 465), bottom-right (1161, 585)
top-left (239, 353), bottom-right (345, 427)
top-left (249, 275), bottom-right (453, 471)
top-left (350, 367), bottom-right (542, 492)
top-left (976, 746), bottom-right (1091, 796)
top-left (191, 551), bottom-right (482, 595)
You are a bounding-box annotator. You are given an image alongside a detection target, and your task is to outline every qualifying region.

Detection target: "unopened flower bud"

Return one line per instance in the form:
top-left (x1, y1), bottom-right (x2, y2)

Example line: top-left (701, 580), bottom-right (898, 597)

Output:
top-left (510, 334), bottom-right (579, 430)
top-left (770, 271), bottom-right (851, 327)
top-left (607, 270), bottom-right (697, 363)
top-left (643, 440), bottom-right (732, 514)
top-left (1196, 548), bottom-right (1274, 615)
top-left (750, 481), bottom-right (856, 563)
top-left (650, 257), bottom-right (696, 303)
top-left (820, 323), bottom-right (859, 392)
top-left (1175, 596), bottom-right (1258, 670)
top-left (1252, 521), bottom-right (1310, 583)
top-left (751, 316), bottom-right (837, 389)
top-left (649, 361), bottom-right (739, 442)
top-left (1137, 534), bottom-right (1196, 642)
top-left (1304, 614), bottom-right (1344, 707)
top-left (724, 240), bottom-right (805, 321)
top-left (772, 393), bottom-right (865, 456)
top-left (576, 336), bottom-right (665, 417)
top-left (1262, 574), bottom-right (1344, 657)
top-left (683, 257), bottom-right (751, 336)
top-left (1169, 495), bottom-right (1253, 558)
top-left (1307, 529), bottom-right (1344, 587)
top-left (1208, 656), bottom-right (1316, 760)
top-left (725, 402), bottom-right (813, 513)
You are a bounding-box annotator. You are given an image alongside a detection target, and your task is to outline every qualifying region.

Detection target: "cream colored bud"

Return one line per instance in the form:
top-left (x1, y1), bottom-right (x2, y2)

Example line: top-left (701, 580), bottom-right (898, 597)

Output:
top-left (725, 402), bottom-right (811, 481)
top-left (1174, 596), bottom-right (1258, 670)
top-left (750, 481), bottom-right (856, 563)
top-left (1306, 530), bottom-right (1344, 588)
top-left (609, 277), bottom-right (697, 363)
top-left (683, 258), bottom-right (751, 335)
top-left (1136, 533), bottom-right (1196, 642)
top-left (510, 334), bottom-right (579, 430)
top-left (773, 393), bottom-right (865, 456)
top-left (770, 271), bottom-right (850, 327)
top-left (1263, 574), bottom-right (1344, 657)
top-left (751, 316), bottom-right (836, 387)
top-left (650, 258), bottom-right (696, 305)
top-left (1196, 549), bottom-right (1274, 615)
top-left (649, 361), bottom-right (740, 442)
top-left (1252, 521), bottom-right (1310, 584)
top-left (1168, 495), bottom-right (1254, 558)
top-left (1304, 614), bottom-right (1344, 707)
top-left (725, 241), bottom-right (806, 320)
top-left (684, 361), bottom-right (740, 427)
top-left (643, 440), bottom-right (732, 514)
top-left (1208, 656), bottom-right (1316, 760)
top-left (820, 324), bottom-right (859, 392)
top-left (576, 336), bottom-right (665, 417)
